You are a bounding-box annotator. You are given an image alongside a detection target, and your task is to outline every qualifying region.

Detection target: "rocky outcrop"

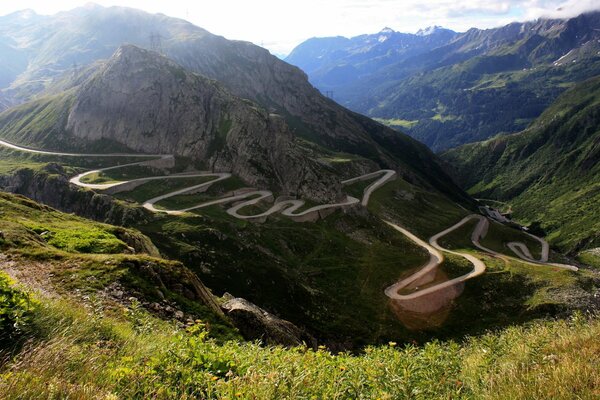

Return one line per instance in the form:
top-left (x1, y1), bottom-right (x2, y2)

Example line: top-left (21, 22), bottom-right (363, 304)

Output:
top-left (19, 45), bottom-right (341, 202)
top-left (0, 165), bottom-right (152, 228)
top-left (222, 297), bottom-right (315, 347)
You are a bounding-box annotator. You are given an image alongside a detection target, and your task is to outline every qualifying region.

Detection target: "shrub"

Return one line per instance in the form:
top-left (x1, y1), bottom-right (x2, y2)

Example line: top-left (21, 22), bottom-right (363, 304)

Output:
top-left (0, 273), bottom-right (37, 347)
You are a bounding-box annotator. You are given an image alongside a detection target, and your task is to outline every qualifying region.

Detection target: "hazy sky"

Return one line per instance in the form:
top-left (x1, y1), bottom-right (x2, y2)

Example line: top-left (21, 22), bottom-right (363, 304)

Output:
top-left (1, 0), bottom-right (599, 55)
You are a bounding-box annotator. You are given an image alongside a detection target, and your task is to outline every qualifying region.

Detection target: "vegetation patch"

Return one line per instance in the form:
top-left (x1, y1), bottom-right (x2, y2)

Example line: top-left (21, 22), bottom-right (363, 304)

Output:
top-left (1, 290), bottom-right (599, 399)
top-left (0, 272), bottom-right (37, 347)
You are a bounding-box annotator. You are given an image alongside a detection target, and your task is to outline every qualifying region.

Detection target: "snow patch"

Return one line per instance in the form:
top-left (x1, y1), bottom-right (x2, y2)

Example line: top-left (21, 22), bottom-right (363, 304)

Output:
top-left (416, 25), bottom-right (443, 36)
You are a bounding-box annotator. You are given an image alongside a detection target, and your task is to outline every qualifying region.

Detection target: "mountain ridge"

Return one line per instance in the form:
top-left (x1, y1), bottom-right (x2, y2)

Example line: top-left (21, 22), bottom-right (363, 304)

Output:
top-left (442, 75), bottom-right (600, 252)
top-left (286, 11), bottom-right (600, 150)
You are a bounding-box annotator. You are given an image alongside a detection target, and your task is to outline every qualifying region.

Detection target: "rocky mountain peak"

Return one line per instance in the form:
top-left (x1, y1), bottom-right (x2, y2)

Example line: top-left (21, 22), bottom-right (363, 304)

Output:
top-left (63, 45), bottom-right (342, 201)
top-left (416, 25), bottom-right (448, 36)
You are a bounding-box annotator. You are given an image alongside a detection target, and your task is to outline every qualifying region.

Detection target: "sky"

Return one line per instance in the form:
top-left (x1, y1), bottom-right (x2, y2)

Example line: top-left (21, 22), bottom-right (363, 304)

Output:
top-left (1, 0), bottom-right (599, 55)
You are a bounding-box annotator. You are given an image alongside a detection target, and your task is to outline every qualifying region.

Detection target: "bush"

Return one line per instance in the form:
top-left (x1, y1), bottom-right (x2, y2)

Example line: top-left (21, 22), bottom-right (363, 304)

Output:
top-left (0, 272), bottom-right (36, 347)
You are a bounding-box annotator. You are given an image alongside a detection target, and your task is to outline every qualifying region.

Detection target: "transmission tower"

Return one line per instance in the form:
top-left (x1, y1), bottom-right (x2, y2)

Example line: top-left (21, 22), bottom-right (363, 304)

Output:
top-left (72, 62), bottom-right (80, 77)
top-left (149, 31), bottom-right (164, 54)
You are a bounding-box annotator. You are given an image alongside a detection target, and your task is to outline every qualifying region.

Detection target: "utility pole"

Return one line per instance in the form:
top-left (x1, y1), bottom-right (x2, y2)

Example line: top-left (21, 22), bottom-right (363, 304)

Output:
top-left (325, 90), bottom-right (334, 100)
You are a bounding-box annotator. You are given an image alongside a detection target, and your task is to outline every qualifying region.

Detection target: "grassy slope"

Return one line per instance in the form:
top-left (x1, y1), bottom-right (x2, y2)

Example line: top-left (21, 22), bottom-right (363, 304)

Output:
top-left (1, 274), bottom-right (599, 399)
top-left (443, 76), bottom-right (600, 252)
top-left (0, 192), bottom-right (233, 338)
top-left (0, 178), bottom-right (598, 399)
top-left (2, 145), bottom-right (596, 347)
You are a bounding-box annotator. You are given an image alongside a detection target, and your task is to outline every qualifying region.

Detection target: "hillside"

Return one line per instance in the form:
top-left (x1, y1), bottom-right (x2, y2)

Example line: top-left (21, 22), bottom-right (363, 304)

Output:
top-left (443, 76), bottom-right (600, 252)
top-left (286, 12), bottom-right (600, 150)
top-left (0, 4), bottom-right (469, 204)
top-left (0, 45), bottom-right (346, 202)
top-left (1, 191), bottom-right (600, 398)
top-left (2, 143), bottom-right (598, 348)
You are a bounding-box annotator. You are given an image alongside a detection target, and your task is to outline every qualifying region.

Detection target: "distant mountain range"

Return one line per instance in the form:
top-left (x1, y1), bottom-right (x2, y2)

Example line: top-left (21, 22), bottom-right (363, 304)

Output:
top-left (286, 12), bottom-right (600, 150)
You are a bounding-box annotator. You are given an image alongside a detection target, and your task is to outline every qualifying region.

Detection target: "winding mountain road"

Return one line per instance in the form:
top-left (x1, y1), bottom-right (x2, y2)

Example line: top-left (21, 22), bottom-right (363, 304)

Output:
top-left (384, 214), bottom-right (577, 300)
top-left (1, 139), bottom-right (577, 301)
top-left (0, 139), bottom-right (391, 221)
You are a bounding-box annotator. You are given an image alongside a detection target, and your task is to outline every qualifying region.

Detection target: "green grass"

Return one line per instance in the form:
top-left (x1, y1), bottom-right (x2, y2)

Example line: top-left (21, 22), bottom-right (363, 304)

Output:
top-left (368, 177), bottom-right (468, 238)
top-left (151, 176), bottom-right (247, 210)
top-left (373, 117), bottom-right (419, 129)
top-left (0, 147), bottom-right (157, 176)
top-left (0, 192), bottom-right (136, 256)
top-left (1, 285), bottom-right (599, 399)
top-left (578, 250), bottom-right (600, 270)
top-left (79, 165), bottom-right (166, 184)
top-left (343, 178), bottom-right (373, 200)
top-left (0, 272), bottom-right (37, 347)
top-left (431, 113), bottom-right (459, 122)
top-left (114, 176), bottom-right (218, 204)
top-left (480, 221), bottom-right (543, 260)
top-left (0, 192), bottom-right (233, 338)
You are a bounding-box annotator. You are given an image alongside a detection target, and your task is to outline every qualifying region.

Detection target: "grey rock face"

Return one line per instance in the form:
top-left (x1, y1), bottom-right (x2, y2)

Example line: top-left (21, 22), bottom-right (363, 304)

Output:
top-left (0, 166), bottom-right (151, 227)
top-left (65, 45), bottom-right (340, 201)
top-left (222, 297), bottom-right (315, 347)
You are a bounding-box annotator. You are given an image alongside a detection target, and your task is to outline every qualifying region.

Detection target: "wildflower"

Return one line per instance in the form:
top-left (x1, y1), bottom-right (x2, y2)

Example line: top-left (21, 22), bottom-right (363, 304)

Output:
top-left (339, 366), bottom-right (347, 371)
top-left (235, 392), bottom-right (243, 397)
top-left (388, 341), bottom-right (397, 347)
top-left (211, 376), bottom-right (219, 381)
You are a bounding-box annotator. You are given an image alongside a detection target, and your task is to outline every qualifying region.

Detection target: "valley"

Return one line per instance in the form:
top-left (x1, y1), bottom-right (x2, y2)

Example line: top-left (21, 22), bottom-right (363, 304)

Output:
top-left (0, 136), bottom-right (591, 347)
top-left (0, 3), bottom-right (599, 398)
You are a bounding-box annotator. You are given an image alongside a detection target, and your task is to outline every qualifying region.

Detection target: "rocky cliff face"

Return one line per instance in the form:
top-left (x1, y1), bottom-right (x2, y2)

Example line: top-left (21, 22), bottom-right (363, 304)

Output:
top-left (222, 296), bottom-right (316, 347)
top-left (0, 164), bottom-right (151, 227)
top-left (36, 46), bottom-right (342, 201)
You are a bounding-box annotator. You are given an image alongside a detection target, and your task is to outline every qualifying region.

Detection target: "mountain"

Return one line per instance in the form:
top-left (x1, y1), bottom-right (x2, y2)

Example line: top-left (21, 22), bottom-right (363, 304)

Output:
top-left (0, 6), bottom-right (476, 345)
top-left (443, 75), bottom-right (600, 252)
top-left (286, 12), bottom-right (600, 150)
top-left (0, 4), bottom-right (470, 204)
top-left (0, 45), bottom-right (342, 201)
top-left (286, 26), bottom-right (457, 94)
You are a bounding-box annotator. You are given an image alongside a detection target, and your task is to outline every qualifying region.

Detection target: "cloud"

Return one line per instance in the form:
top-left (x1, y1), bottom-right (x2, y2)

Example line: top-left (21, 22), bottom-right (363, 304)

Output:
top-left (1, 0), bottom-right (599, 54)
top-left (525, 0), bottom-right (600, 19)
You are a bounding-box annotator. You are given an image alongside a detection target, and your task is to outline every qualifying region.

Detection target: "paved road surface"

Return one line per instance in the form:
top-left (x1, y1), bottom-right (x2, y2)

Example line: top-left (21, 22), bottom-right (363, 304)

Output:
top-left (1, 139), bottom-right (577, 302)
top-left (0, 139), bottom-right (392, 221)
top-left (385, 214), bottom-right (577, 300)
